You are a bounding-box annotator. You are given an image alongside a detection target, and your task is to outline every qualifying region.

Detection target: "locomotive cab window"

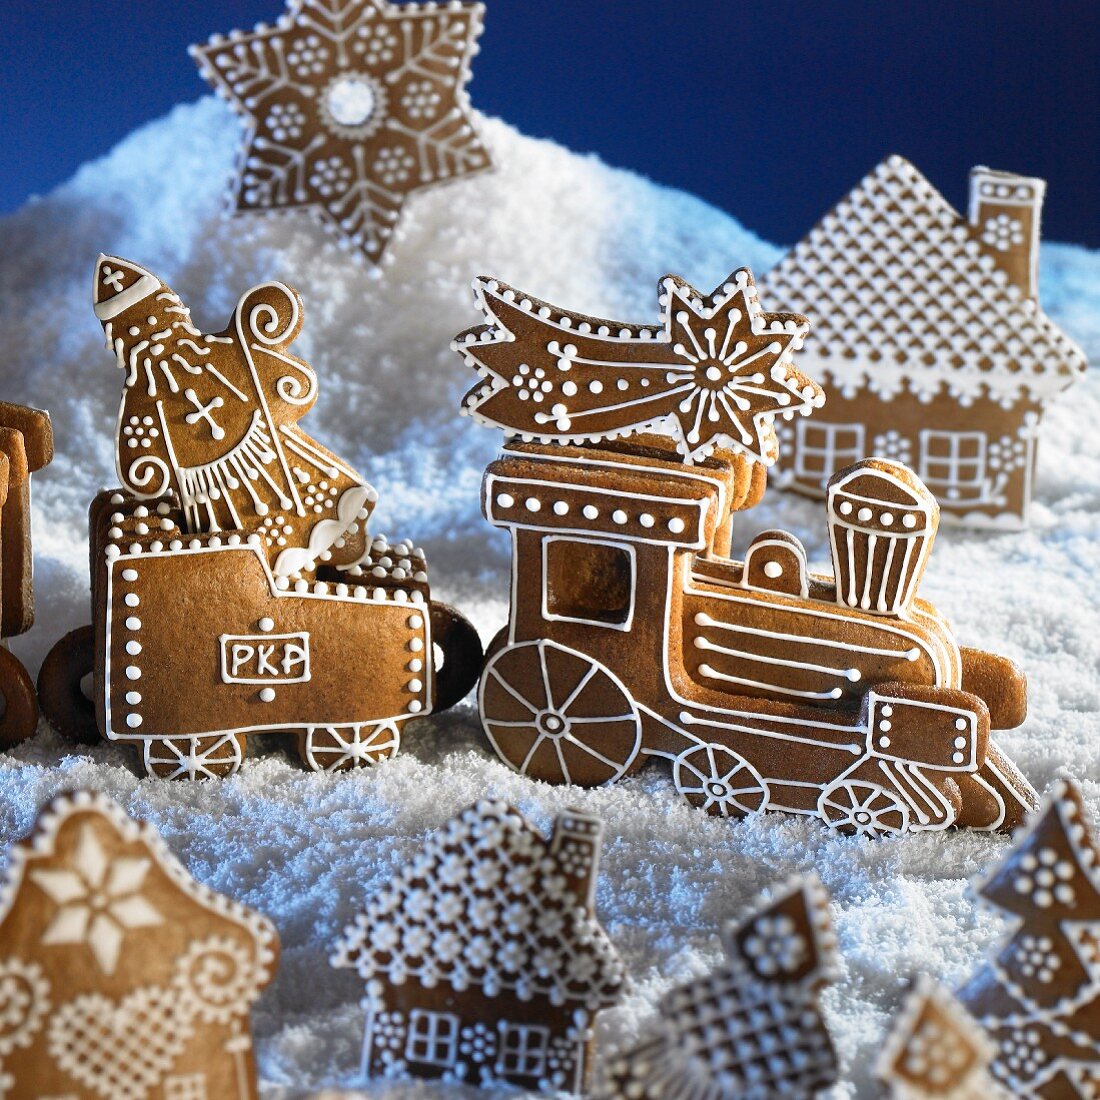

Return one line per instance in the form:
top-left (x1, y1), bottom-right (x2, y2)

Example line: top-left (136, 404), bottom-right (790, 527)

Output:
top-left (542, 537), bottom-right (635, 629)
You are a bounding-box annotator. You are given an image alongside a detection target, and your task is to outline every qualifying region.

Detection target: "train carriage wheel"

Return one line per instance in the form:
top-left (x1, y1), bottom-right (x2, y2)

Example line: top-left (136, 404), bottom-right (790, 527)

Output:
top-left (479, 640), bottom-right (641, 787)
top-left (818, 780), bottom-right (910, 838)
top-left (673, 744), bottom-right (769, 818)
top-left (142, 734), bottom-right (244, 780)
top-left (300, 721), bottom-right (402, 773)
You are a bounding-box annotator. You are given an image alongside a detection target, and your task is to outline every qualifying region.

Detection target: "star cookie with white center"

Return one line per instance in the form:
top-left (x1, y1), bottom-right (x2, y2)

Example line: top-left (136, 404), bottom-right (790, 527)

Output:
top-left (192, 0), bottom-right (492, 264)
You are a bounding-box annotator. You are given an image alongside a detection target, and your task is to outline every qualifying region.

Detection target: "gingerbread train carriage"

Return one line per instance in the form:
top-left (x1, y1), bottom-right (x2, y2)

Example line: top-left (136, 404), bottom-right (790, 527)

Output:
top-left (38, 257), bottom-right (480, 778)
top-left (454, 268), bottom-right (1039, 837)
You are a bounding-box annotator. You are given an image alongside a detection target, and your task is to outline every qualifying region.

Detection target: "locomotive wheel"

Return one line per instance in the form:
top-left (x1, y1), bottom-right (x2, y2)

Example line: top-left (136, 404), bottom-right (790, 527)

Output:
top-left (36, 625), bottom-right (98, 745)
top-left (818, 780), bottom-right (910, 838)
top-left (673, 744), bottom-right (769, 818)
top-left (142, 734), bottom-right (245, 780)
top-left (0, 647), bottom-right (40, 749)
top-left (479, 640), bottom-right (641, 787)
top-left (300, 720), bottom-right (402, 773)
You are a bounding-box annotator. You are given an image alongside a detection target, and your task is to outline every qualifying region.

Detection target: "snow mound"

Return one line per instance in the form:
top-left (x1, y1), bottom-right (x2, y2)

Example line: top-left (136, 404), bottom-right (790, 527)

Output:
top-left (0, 96), bottom-right (1098, 1098)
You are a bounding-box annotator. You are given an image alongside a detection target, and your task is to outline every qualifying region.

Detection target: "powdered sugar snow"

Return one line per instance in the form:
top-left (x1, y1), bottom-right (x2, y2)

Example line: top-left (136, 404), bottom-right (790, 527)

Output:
top-left (0, 97), bottom-right (1097, 1097)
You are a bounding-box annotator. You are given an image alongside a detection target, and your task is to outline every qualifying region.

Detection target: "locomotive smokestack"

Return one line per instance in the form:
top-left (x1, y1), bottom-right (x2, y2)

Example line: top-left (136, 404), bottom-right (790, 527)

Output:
top-left (827, 460), bottom-right (938, 617)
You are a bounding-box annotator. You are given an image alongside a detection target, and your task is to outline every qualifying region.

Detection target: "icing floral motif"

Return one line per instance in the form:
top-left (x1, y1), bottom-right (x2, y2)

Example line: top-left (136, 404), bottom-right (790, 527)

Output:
top-left (332, 800), bottom-right (625, 1092)
top-left (0, 791), bottom-right (278, 1098)
top-left (30, 822), bottom-right (162, 975)
top-left (958, 778), bottom-right (1100, 1098)
top-left (597, 877), bottom-right (838, 1099)
top-left (93, 255), bottom-right (378, 579)
top-left (192, 0), bottom-right (492, 265)
top-left (760, 157), bottom-right (1087, 529)
top-left (455, 268), bottom-right (825, 464)
top-left (876, 975), bottom-right (1009, 1099)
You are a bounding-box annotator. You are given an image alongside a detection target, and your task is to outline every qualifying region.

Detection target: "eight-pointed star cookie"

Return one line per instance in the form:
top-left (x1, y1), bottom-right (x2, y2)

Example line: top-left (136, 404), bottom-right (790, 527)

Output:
top-left (454, 268), bottom-right (824, 465)
top-left (192, 0), bottom-right (492, 264)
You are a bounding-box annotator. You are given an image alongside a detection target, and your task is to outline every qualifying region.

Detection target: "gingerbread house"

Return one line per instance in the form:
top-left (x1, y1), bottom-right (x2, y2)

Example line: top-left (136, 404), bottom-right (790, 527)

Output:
top-left (331, 800), bottom-right (625, 1092)
top-left (599, 876), bottom-right (838, 1099)
top-left (760, 156), bottom-right (1087, 528)
top-left (0, 789), bottom-right (278, 1100)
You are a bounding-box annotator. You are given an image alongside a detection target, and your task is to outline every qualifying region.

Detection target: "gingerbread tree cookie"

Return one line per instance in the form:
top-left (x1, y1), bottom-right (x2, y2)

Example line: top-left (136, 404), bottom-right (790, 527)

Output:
top-left (0, 790), bottom-right (278, 1098)
top-left (877, 976), bottom-right (1009, 1099)
top-left (93, 254), bottom-right (376, 579)
top-left (454, 268), bottom-right (825, 464)
top-left (192, 0), bottom-right (492, 265)
top-left (332, 800), bottom-right (626, 1091)
top-left (958, 778), bottom-right (1100, 1098)
top-left (598, 876), bottom-right (838, 1099)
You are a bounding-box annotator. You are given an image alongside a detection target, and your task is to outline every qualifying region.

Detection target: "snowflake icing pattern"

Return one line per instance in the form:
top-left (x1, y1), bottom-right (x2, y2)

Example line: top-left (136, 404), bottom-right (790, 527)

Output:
top-left (192, 0), bottom-right (493, 264)
top-left (28, 823), bottom-right (163, 975)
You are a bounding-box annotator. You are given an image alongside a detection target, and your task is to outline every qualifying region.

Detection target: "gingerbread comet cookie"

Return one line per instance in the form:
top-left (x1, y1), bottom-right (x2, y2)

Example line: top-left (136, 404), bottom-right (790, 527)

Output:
top-left (598, 876), bottom-right (838, 1099)
top-left (455, 268), bottom-right (824, 464)
top-left (958, 778), bottom-right (1100, 1098)
top-left (0, 790), bottom-right (278, 1099)
top-left (332, 800), bottom-right (626, 1092)
top-left (192, 0), bottom-right (492, 265)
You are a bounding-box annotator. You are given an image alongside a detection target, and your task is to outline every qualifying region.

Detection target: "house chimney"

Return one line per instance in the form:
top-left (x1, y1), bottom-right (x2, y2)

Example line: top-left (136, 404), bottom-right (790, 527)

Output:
top-left (968, 167), bottom-right (1046, 299)
top-left (550, 810), bottom-right (604, 910)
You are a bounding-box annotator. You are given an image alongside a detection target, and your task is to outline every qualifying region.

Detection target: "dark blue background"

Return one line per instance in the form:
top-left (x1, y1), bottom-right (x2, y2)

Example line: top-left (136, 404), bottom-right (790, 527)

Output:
top-left (3, 0), bottom-right (1098, 246)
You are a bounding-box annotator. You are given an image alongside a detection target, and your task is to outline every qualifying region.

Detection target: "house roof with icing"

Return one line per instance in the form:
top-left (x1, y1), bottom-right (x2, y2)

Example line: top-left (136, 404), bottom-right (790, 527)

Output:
top-left (332, 800), bottom-right (626, 1010)
top-left (759, 155), bottom-right (1087, 406)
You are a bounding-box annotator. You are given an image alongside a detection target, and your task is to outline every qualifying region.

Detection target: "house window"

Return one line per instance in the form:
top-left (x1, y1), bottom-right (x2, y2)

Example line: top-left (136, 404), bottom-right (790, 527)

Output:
top-left (795, 422), bottom-right (866, 485)
top-left (497, 1022), bottom-right (551, 1078)
top-left (542, 537), bottom-right (636, 630)
top-left (405, 1010), bottom-right (460, 1068)
top-left (164, 1076), bottom-right (208, 1100)
top-left (918, 431), bottom-right (987, 501)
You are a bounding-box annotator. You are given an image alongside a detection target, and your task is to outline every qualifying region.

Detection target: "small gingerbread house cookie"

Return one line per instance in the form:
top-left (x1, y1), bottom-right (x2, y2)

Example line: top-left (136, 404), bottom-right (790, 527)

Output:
top-left (332, 800), bottom-right (625, 1092)
top-left (958, 778), bottom-right (1100, 1097)
top-left (760, 156), bottom-right (1087, 528)
top-left (0, 790), bottom-right (278, 1099)
top-left (877, 975), bottom-right (1008, 1099)
top-left (599, 876), bottom-right (838, 1100)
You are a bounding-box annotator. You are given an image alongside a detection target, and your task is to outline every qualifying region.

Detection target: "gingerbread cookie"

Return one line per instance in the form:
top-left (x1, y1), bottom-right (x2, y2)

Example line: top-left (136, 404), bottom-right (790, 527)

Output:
top-left (455, 268), bottom-right (824, 465)
top-left (331, 800), bottom-right (626, 1091)
top-left (192, 0), bottom-right (492, 265)
top-left (94, 255), bottom-right (377, 579)
top-left (877, 975), bottom-right (1009, 1099)
top-left (461, 405), bottom-right (1036, 832)
top-left (759, 157), bottom-right (1087, 529)
top-left (598, 876), bottom-right (838, 1099)
top-left (0, 789), bottom-right (278, 1098)
top-left (36, 259), bottom-right (483, 777)
top-left (958, 777), bottom-right (1100, 1097)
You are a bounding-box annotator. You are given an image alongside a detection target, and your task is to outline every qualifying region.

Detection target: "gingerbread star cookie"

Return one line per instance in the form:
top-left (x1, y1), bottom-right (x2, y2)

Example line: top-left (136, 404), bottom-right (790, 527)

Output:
top-left (332, 800), bottom-right (626, 1091)
top-left (455, 268), bottom-right (824, 464)
top-left (94, 254), bottom-right (376, 579)
top-left (598, 876), bottom-right (838, 1099)
top-left (0, 790), bottom-right (278, 1098)
top-left (192, 0), bottom-right (492, 264)
top-left (958, 778), bottom-right (1100, 1098)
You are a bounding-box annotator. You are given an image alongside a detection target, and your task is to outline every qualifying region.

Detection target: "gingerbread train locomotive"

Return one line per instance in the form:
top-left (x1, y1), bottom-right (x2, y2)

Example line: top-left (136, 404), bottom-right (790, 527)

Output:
top-left (38, 256), bottom-right (481, 778)
top-left (454, 268), bottom-right (1039, 837)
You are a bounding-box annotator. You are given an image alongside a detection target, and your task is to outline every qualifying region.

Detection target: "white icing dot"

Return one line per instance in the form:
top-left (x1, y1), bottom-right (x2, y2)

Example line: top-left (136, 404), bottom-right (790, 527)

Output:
top-left (124, 593), bottom-right (140, 607)
top-left (880, 705), bottom-right (893, 717)
top-left (881, 513), bottom-right (894, 526)
top-left (126, 713), bottom-right (143, 728)
top-left (408, 679), bottom-right (423, 693)
top-left (408, 615), bottom-right (424, 629)
top-left (582, 505), bottom-right (598, 520)
top-left (125, 616), bottom-right (141, 631)
top-left (125, 666), bottom-right (141, 681)
top-left (122, 568), bottom-right (138, 582)
top-left (589, 380), bottom-right (603, 394)
top-left (954, 736), bottom-right (968, 748)
top-left (612, 510), bottom-right (627, 524)
top-left (839, 501), bottom-right (853, 515)
top-left (903, 514), bottom-right (918, 528)
top-left (879, 720), bottom-right (892, 732)
top-left (952, 752), bottom-right (965, 764)
top-left (668, 517), bottom-right (686, 534)
top-left (878, 736), bottom-right (891, 749)
top-left (525, 497), bottom-right (541, 512)
top-left (955, 717), bottom-right (969, 730)
top-left (259, 687), bottom-right (276, 703)
top-left (763, 561), bottom-right (783, 579)
top-left (639, 513), bottom-right (655, 528)
top-left (409, 700), bottom-right (423, 713)
top-left (125, 641), bottom-right (142, 656)
top-left (553, 501), bottom-right (569, 516)
top-left (258, 617), bottom-right (275, 632)
top-left (857, 507), bottom-right (873, 522)
top-left (496, 493), bottom-right (514, 508)
top-left (125, 691), bottom-right (141, 705)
